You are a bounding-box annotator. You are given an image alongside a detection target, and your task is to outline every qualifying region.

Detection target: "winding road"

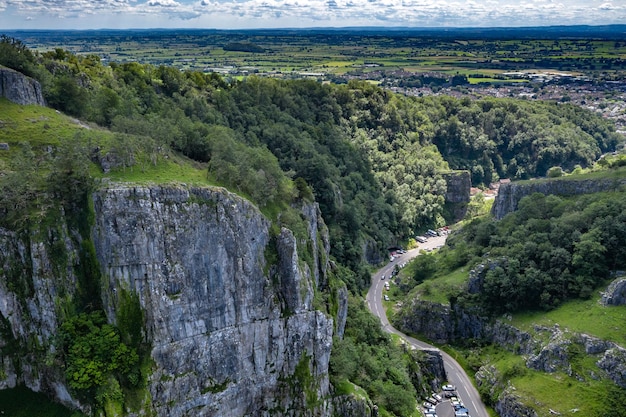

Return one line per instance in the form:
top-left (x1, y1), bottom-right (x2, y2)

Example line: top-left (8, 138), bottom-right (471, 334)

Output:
top-left (365, 237), bottom-right (489, 417)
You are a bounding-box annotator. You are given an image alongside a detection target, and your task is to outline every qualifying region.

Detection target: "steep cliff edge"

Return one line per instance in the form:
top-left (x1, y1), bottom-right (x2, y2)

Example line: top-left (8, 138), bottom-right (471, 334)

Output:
top-left (0, 184), bottom-right (345, 416)
top-left (93, 185), bottom-right (337, 416)
top-left (492, 175), bottom-right (626, 220)
top-left (0, 66), bottom-right (46, 106)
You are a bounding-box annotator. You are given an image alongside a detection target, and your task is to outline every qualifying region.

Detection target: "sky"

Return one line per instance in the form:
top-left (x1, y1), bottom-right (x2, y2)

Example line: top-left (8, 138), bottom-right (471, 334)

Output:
top-left (0, 0), bottom-right (624, 30)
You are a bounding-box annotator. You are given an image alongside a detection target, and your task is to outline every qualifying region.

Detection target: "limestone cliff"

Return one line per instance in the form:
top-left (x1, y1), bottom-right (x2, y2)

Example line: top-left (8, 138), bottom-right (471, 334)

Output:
top-left (491, 176), bottom-right (626, 220)
top-left (394, 300), bottom-right (536, 355)
top-left (0, 184), bottom-right (351, 416)
top-left (442, 170), bottom-right (471, 221)
top-left (0, 66), bottom-right (46, 106)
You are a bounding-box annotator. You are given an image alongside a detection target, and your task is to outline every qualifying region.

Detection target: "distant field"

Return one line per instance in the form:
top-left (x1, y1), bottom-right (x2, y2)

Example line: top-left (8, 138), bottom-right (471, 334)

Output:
top-left (6, 29), bottom-right (626, 81)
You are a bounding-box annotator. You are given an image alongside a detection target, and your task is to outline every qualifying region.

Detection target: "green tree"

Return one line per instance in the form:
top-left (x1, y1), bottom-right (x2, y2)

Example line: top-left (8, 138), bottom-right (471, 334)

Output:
top-left (0, 35), bottom-right (36, 77)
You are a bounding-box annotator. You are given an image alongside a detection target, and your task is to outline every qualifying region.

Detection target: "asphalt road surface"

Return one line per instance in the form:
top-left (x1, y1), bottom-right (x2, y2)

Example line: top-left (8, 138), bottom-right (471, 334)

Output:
top-left (365, 236), bottom-right (489, 417)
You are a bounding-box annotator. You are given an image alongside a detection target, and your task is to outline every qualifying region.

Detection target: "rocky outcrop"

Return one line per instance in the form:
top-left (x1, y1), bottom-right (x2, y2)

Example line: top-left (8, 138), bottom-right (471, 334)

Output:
top-left (0, 184), bottom-right (361, 416)
top-left (526, 327), bottom-right (572, 374)
top-left (443, 170), bottom-right (471, 204)
top-left (443, 170), bottom-right (471, 220)
top-left (331, 394), bottom-right (377, 417)
top-left (493, 388), bottom-right (539, 417)
top-left (0, 66), bottom-right (45, 106)
top-left (476, 366), bottom-right (538, 417)
top-left (597, 346), bottom-right (626, 388)
top-left (335, 285), bottom-right (348, 339)
top-left (0, 222), bottom-right (84, 411)
top-left (394, 300), bottom-right (536, 354)
top-left (600, 277), bottom-right (626, 306)
top-left (491, 177), bottom-right (626, 220)
top-left (92, 185), bottom-right (333, 416)
top-left (412, 348), bottom-right (446, 395)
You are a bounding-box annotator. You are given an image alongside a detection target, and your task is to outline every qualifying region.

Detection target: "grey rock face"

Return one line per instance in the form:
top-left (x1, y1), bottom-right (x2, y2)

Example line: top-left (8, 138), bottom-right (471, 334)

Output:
top-left (597, 347), bottom-right (626, 388)
top-left (335, 285), bottom-right (348, 339)
top-left (575, 333), bottom-right (616, 355)
top-left (443, 171), bottom-right (471, 204)
top-left (494, 387), bottom-right (539, 417)
top-left (476, 366), bottom-right (539, 417)
top-left (526, 328), bottom-right (572, 374)
top-left (491, 177), bottom-right (626, 220)
top-left (600, 278), bottom-right (626, 306)
top-left (92, 185), bottom-right (334, 416)
top-left (0, 224), bottom-right (85, 412)
top-left (0, 67), bottom-right (45, 106)
top-left (331, 394), bottom-right (376, 417)
top-left (0, 184), bottom-right (352, 417)
top-left (395, 301), bottom-right (536, 354)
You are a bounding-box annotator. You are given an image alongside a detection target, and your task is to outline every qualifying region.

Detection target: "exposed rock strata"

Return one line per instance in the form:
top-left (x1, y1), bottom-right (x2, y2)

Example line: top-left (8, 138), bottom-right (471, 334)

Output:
top-left (601, 277), bottom-right (626, 306)
top-left (0, 184), bottom-right (362, 416)
top-left (394, 300), bottom-right (536, 354)
top-left (0, 67), bottom-right (45, 106)
top-left (476, 366), bottom-right (538, 417)
top-left (492, 177), bottom-right (626, 220)
top-left (443, 170), bottom-right (471, 204)
top-left (92, 185), bottom-right (332, 416)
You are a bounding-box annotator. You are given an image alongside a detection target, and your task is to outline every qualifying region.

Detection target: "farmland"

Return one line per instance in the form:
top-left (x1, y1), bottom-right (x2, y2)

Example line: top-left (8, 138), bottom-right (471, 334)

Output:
top-left (7, 26), bottom-right (626, 82)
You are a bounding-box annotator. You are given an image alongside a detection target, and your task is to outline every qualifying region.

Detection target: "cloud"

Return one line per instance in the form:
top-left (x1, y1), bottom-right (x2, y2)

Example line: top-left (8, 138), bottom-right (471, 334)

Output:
top-left (598, 2), bottom-right (615, 10)
top-left (148, 0), bottom-right (181, 7)
top-left (0, 0), bottom-right (625, 29)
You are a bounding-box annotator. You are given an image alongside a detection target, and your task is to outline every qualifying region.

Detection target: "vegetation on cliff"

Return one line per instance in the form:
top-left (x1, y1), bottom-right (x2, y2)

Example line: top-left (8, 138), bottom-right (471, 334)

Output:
top-left (2, 34), bottom-right (620, 280)
top-left (394, 167), bottom-right (626, 416)
top-left (1, 35), bottom-right (625, 416)
top-left (407, 177), bottom-right (626, 313)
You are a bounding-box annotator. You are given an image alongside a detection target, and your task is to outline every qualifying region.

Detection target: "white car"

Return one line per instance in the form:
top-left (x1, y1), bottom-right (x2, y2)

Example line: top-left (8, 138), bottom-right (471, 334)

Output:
top-left (383, 294), bottom-right (389, 301)
top-left (442, 384), bottom-right (456, 391)
top-left (431, 393), bottom-right (442, 402)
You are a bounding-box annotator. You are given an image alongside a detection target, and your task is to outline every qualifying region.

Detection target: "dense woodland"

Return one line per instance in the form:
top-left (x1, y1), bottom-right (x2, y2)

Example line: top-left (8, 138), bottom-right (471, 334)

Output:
top-left (405, 186), bottom-right (626, 313)
top-left (1, 35), bottom-right (625, 416)
top-left (1, 35), bottom-right (620, 284)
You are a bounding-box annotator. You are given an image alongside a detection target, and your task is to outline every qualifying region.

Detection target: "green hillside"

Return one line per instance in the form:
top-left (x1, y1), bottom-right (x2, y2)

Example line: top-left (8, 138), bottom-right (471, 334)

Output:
top-left (2, 35), bottom-right (626, 417)
top-left (394, 170), bottom-right (626, 416)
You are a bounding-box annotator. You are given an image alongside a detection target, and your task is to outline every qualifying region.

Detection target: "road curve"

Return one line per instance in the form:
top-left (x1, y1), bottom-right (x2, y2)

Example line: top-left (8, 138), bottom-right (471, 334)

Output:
top-left (365, 237), bottom-right (489, 417)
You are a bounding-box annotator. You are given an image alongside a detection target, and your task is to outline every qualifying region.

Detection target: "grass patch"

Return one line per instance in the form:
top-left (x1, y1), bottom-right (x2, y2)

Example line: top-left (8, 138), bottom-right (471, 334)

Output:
top-left (511, 297), bottom-right (626, 346)
top-left (104, 153), bottom-right (211, 186)
top-left (333, 378), bottom-right (369, 398)
top-left (511, 370), bottom-right (611, 416)
top-left (410, 267), bottom-right (468, 305)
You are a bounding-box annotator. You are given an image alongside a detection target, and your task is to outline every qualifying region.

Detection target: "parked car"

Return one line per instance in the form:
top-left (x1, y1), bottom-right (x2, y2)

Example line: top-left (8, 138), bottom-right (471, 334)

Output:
top-left (383, 294), bottom-right (389, 301)
top-left (431, 393), bottom-right (442, 402)
top-left (442, 384), bottom-right (456, 391)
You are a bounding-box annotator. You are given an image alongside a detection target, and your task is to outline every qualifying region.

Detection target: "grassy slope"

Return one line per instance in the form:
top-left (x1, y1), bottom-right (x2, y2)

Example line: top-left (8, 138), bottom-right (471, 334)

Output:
top-left (0, 98), bottom-right (211, 186)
